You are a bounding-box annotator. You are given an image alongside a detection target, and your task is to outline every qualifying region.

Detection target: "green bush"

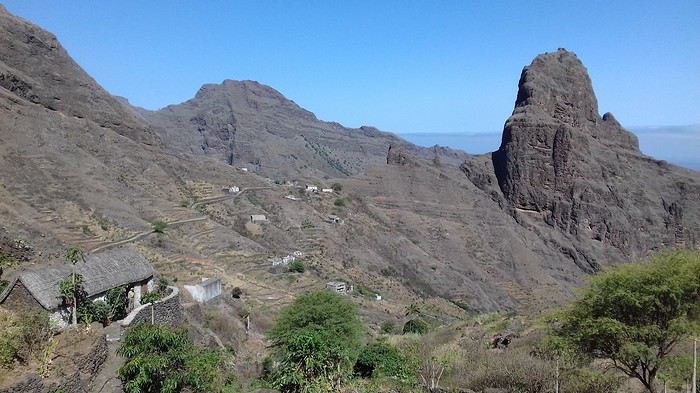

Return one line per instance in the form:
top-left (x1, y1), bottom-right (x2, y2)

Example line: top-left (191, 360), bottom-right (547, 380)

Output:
top-left (301, 219), bottom-right (315, 229)
top-left (105, 285), bottom-right (129, 321)
top-left (0, 310), bottom-right (50, 369)
top-left (266, 290), bottom-right (364, 392)
top-left (331, 183), bottom-right (343, 192)
top-left (118, 324), bottom-right (236, 393)
top-left (355, 341), bottom-right (417, 382)
top-left (288, 260), bottom-right (305, 273)
top-left (380, 320), bottom-right (396, 334)
top-left (152, 220), bottom-right (168, 233)
top-left (334, 198), bottom-right (346, 207)
top-left (403, 319), bottom-right (429, 335)
top-left (141, 291), bottom-right (162, 304)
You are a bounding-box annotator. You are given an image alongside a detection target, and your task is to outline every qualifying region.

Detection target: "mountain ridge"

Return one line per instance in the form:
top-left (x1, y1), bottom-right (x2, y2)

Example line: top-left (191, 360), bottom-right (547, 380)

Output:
top-left (0, 6), bottom-right (698, 316)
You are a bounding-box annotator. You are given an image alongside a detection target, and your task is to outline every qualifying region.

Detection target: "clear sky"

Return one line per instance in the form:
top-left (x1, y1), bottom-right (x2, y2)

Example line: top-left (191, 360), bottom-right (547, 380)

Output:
top-left (3, 1), bottom-right (699, 136)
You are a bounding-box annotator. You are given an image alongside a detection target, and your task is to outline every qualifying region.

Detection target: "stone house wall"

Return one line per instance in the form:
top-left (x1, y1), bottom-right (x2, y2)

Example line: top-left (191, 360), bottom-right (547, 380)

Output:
top-left (0, 280), bottom-right (44, 312)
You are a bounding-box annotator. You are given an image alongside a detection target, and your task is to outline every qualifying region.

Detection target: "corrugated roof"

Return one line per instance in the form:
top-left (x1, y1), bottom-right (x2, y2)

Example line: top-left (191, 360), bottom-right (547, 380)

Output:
top-left (0, 246), bottom-right (153, 310)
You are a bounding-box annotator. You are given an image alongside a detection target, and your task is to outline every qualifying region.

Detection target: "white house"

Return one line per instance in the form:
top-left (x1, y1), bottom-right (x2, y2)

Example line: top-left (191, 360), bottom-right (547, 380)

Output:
top-left (321, 188), bottom-right (334, 193)
top-left (305, 185), bottom-right (318, 192)
top-left (284, 195), bottom-right (299, 201)
top-left (326, 281), bottom-right (348, 294)
top-left (239, 167), bottom-right (249, 172)
top-left (184, 277), bottom-right (222, 303)
top-left (250, 214), bottom-right (267, 223)
top-left (228, 186), bottom-right (240, 193)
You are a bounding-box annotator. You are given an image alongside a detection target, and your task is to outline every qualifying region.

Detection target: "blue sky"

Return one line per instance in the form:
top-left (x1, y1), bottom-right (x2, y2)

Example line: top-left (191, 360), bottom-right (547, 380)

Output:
top-left (3, 1), bottom-right (699, 167)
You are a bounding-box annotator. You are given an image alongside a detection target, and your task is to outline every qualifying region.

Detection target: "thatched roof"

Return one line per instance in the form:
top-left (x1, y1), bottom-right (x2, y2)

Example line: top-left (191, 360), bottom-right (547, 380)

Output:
top-left (0, 246), bottom-right (153, 310)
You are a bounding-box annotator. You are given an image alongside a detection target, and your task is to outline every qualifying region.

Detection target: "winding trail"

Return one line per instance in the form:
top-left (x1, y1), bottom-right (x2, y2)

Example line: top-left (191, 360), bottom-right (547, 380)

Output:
top-left (88, 187), bottom-right (272, 253)
top-left (189, 186), bottom-right (272, 209)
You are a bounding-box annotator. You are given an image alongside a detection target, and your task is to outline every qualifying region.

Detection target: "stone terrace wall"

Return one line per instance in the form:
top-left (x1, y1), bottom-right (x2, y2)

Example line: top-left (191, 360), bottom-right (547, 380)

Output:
top-left (120, 286), bottom-right (182, 328)
top-left (0, 333), bottom-right (107, 393)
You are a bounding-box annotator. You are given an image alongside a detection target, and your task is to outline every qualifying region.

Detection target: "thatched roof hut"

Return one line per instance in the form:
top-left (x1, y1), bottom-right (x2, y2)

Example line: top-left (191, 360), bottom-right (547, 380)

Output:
top-left (0, 246), bottom-right (153, 311)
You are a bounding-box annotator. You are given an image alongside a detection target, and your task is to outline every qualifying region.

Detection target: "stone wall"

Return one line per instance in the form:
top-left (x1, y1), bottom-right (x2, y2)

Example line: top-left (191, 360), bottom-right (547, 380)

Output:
top-left (0, 333), bottom-right (107, 393)
top-left (0, 280), bottom-right (44, 312)
top-left (120, 286), bottom-right (182, 328)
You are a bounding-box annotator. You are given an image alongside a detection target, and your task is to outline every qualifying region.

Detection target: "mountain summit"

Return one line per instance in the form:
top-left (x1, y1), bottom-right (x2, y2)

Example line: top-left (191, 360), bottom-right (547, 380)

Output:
top-left (465, 49), bottom-right (699, 273)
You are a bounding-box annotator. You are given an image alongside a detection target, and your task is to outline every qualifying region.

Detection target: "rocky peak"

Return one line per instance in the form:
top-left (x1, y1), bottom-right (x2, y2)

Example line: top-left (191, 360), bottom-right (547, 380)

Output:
top-left (513, 49), bottom-right (599, 128)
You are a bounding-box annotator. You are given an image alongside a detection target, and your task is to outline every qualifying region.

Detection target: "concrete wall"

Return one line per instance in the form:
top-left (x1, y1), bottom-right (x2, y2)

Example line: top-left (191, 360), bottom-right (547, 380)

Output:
top-left (184, 279), bottom-right (222, 303)
top-left (120, 286), bottom-right (182, 328)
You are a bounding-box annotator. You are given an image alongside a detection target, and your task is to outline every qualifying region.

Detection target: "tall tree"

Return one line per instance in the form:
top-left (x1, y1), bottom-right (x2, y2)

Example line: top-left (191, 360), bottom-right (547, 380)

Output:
top-left (65, 246), bottom-right (85, 325)
top-left (266, 290), bottom-right (364, 392)
top-left (554, 251), bottom-right (700, 393)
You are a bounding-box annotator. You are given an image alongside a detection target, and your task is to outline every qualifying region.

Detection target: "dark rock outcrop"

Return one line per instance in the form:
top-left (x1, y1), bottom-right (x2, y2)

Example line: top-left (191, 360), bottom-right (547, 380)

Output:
top-left (466, 49), bottom-right (700, 267)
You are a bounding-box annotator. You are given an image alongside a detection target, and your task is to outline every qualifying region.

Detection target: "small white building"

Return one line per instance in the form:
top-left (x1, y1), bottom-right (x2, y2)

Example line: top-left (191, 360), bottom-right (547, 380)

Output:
top-left (239, 167), bottom-right (249, 172)
top-left (292, 251), bottom-right (304, 257)
top-left (321, 188), bottom-right (334, 193)
top-left (284, 195), bottom-right (299, 201)
top-left (326, 281), bottom-right (348, 295)
top-left (328, 215), bottom-right (342, 224)
top-left (184, 277), bottom-right (222, 303)
top-left (229, 186), bottom-right (240, 193)
top-left (305, 185), bottom-right (318, 192)
top-left (250, 214), bottom-right (267, 223)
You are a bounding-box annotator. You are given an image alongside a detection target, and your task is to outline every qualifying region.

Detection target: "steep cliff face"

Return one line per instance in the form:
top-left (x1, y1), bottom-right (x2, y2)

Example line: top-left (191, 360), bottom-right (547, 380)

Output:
top-left (467, 49), bottom-right (700, 269)
top-left (0, 6), bottom-right (159, 145)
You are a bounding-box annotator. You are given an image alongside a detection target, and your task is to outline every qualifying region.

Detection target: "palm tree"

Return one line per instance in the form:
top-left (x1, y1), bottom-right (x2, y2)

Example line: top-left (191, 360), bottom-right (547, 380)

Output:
top-left (405, 302), bottom-right (421, 317)
top-left (65, 246), bottom-right (86, 325)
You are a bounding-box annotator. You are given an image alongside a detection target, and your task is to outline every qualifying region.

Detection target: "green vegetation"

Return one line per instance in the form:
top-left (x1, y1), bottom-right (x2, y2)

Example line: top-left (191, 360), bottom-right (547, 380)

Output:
top-left (288, 259), bottom-right (305, 273)
top-left (265, 290), bottom-right (364, 392)
top-left (64, 246), bottom-right (86, 325)
top-left (152, 220), bottom-right (168, 233)
top-left (118, 324), bottom-right (237, 393)
top-left (552, 251), bottom-right (700, 392)
top-left (301, 218), bottom-right (315, 229)
top-left (380, 320), bottom-right (396, 334)
top-left (403, 318), bottom-right (429, 335)
top-left (334, 197), bottom-right (346, 207)
top-left (355, 340), bottom-right (418, 382)
top-left (0, 310), bottom-right (50, 370)
top-left (105, 285), bottom-right (129, 321)
top-left (331, 182), bottom-right (342, 192)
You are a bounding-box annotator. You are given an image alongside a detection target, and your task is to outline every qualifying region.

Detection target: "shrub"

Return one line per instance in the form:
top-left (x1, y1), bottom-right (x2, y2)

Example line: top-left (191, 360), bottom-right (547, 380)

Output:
top-left (152, 220), bottom-right (168, 233)
top-left (141, 291), bottom-right (162, 304)
top-left (334, 198), bottom-right (346, 207)
top-left (403, 319), bottom-right (429, 335)
top-left (106, 285), bottom-right (128, 321)
top-left (118, 324), bottom-right (236, 393)
top-left (288, 259), bottom-right (305, 273)
top-left (301, 219), bottom-right (315, 229)
top-left (355, 341), bottom-right (417, 382)
top-left (331, 183), bottom-right (343, 192)
top-left (266, 290), bottom-right (364, 392)
top-left (0, 310), bottom-right (50, 369)
top-left (231, 287), bottom-right (243, 299)
top-left (380, 320), bottom-right (396, 334)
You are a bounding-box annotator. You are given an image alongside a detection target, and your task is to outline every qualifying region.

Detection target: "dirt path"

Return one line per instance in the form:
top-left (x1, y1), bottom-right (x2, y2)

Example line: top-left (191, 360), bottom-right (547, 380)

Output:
top-left (87, 187), bottom-right (272, 253)
top-left (189, 186), bottom-right (272, 209)
top-left (89, 217), bottom-right (207, 253)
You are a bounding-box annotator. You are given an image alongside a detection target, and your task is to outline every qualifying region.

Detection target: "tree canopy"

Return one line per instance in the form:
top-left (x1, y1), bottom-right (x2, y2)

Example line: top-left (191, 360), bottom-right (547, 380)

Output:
top-left (266, 290), bottom-right (364, 392)
top-left (554, 251), bottom-right (700, 393)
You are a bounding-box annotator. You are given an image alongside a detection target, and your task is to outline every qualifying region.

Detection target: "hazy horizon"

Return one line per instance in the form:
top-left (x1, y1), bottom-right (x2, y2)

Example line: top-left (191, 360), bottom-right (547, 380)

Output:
top-left (400, 124), bottom-right (700, 171)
